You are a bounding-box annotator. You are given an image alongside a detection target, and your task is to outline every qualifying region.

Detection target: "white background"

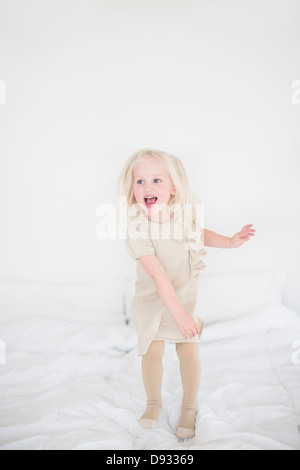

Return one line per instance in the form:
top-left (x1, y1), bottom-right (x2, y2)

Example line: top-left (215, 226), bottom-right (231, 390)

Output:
top-left (0, 0), bottom-right (299, 314)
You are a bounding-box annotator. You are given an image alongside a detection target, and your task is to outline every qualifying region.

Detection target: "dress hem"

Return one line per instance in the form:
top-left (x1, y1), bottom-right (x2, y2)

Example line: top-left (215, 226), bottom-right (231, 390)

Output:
top-left (137, 318), bottom-right (205, 356)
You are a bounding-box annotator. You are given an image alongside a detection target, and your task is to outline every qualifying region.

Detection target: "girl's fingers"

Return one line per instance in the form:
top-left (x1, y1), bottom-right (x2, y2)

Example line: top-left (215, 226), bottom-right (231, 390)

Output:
top-left (181, 321), bottom-right (201, 339)
top-left (191, 326), bottom-right (199, 337)
top-left (185, 328), bottom-right (194, 339)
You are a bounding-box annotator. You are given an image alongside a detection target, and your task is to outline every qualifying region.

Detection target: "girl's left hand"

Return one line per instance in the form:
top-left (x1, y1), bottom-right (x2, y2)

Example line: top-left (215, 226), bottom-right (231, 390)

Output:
top-left (230, 224), bottom-right (256, 248)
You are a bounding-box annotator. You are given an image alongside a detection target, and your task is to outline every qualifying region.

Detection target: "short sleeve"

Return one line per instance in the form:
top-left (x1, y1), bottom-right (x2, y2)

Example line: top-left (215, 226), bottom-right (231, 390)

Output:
top-left (125, 235), bottom-right (155, 260)
top-left (125, 218), bottom-right (155, 260)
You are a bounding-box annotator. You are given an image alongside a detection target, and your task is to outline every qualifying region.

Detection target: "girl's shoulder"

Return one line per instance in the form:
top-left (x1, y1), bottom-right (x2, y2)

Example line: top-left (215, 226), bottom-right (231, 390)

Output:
top-left (127, 212), bottom-right (150, 240)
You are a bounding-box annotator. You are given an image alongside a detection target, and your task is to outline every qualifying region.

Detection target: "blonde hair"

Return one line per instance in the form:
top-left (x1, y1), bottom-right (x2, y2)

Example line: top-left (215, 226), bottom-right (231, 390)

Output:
top-left (117, 148), bottom-right (201, 212)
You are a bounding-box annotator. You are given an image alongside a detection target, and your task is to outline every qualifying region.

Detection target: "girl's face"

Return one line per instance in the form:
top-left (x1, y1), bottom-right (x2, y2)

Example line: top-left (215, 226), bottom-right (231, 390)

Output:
top-left (133, 157), bottom-right (176, 221)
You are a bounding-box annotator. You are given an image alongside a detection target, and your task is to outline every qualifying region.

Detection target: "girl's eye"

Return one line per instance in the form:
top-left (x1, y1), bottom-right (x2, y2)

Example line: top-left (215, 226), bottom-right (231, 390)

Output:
top-left (136, 179), bottom-right (161, 184)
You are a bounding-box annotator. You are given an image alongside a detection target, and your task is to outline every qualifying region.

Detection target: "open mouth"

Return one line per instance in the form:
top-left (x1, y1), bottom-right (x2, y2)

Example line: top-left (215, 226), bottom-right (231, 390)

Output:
top-left (144, 196), bottom-right (158, 208)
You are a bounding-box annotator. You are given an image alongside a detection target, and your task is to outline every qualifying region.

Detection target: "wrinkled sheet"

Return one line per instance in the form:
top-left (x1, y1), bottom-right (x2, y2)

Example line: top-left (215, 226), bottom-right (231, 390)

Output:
top-left (0, 302), bottom-right (300, 450)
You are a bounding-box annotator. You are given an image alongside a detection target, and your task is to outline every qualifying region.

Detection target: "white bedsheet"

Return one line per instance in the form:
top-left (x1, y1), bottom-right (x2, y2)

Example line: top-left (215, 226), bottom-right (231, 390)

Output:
top-left (0, 302), bottom-right (300, 450)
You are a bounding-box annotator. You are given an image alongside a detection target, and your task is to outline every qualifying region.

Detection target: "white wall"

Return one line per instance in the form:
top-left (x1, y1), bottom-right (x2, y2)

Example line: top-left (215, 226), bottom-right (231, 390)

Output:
top-left (0, 0), bottom-right (299, 314)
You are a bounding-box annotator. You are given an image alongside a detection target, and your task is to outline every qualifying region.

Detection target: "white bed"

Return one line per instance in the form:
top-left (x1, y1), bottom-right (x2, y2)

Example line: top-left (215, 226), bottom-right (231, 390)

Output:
top-left (0, 270), bottom-right (299, 450)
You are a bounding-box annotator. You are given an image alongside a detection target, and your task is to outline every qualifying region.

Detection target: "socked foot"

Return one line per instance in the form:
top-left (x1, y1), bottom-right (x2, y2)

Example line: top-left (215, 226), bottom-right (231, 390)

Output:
top-left (138, 403), bottom-right (162, 429)
top-left (175, 407), bottom-right (197, 439)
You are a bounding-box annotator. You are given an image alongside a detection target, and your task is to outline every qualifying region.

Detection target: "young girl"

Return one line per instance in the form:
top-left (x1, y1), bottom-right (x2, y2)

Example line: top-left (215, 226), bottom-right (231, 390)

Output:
top-left (118, 149), bottom-right (256, 439)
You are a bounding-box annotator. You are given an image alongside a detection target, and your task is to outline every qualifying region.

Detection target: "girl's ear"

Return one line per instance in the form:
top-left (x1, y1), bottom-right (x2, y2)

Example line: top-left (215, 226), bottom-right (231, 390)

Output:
top-left (171, 185), bottom-right (176, 196)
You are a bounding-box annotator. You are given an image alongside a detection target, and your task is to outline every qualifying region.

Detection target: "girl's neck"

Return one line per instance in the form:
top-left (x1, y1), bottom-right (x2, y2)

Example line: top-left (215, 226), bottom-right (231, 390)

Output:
top-left (143, 208), bottom-right (174, 225)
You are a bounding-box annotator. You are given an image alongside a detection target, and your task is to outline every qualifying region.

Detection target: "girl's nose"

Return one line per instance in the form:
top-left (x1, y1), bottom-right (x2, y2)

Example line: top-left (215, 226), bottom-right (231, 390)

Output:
top-left (144, 184), bottom-right (155, 193)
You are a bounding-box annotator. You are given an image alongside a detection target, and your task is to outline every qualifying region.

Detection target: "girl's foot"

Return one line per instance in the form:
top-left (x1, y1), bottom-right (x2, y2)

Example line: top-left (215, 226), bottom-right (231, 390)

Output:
top-left (175, 407), bottom-right (197, 439)
top-left (138, 418), bottom-right (158, 429)
top-left (137, 403), bottom-right (162, 429)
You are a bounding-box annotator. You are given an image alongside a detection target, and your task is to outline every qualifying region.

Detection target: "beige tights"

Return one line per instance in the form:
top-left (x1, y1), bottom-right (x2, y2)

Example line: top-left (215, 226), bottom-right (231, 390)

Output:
top-left (139, 340), bottom-right (165, 427)
top-left (139, 340), bottom-right (201, 435)
top-left (176, 342), bottom-right (201, 434)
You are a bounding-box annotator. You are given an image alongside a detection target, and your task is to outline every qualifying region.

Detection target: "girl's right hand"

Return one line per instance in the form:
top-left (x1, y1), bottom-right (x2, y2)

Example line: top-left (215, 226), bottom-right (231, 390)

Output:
top-left (174, 310), bottom-right (201, 339)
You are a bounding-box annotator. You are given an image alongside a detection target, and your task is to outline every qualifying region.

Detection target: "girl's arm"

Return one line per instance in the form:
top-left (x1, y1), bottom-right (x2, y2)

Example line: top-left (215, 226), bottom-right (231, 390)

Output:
top-left (204, 225), bottom-right (256, 248)
top-left (204, 228), bottom-right (232, 248)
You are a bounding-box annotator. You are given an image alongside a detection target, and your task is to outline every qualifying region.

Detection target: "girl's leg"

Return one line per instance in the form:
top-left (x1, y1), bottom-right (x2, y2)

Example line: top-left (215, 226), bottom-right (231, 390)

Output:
top-left (175, 342), bottom-right (201, 438)
top-left (139, 340), bottom-right (165, 428)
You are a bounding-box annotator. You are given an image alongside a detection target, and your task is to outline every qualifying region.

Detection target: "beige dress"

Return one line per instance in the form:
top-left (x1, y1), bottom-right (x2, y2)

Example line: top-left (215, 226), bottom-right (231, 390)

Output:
top-left (125, 208), bottom-right (207, 356)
